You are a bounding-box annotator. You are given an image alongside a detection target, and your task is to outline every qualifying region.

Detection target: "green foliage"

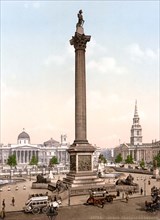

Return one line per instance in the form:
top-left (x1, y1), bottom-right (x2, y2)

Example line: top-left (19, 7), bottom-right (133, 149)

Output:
top-left (7, 154), bottom-right (17, 167)
top-left (153, 151), bottom-right (160, 167)
top-left (125, 154), bottom-right (134, 164)
top-left (98, 154), bottom-right (107, 164)
top-left (115, 153), bottom-right (123, 163)
top-left (140, 158), bottom-right (145, 168)
top-left (49, 156), bottom-right (58, 167)
top-left (29, 155), bottom-right (38, 165)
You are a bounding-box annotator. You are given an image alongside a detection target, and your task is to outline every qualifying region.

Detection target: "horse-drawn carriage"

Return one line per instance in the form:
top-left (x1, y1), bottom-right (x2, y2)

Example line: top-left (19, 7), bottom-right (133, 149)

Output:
top-left (145, 186), bottom-right (160, 212)
top-left (86, 188), bottom-right (116, 208)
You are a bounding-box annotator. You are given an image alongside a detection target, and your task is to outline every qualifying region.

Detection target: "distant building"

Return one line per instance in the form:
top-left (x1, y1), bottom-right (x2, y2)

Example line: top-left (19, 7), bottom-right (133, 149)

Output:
top-left (114, 101), bottom-right (160, 163)
top-left (0, 129), bottom-right (70, 166)
top-left (101, 148), bottom-right (114, 162)
top-left (93, 145), bottom-right (101, 167)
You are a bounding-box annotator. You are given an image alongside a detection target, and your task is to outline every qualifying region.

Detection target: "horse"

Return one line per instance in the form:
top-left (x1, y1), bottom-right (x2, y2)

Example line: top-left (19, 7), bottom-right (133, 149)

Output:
top-left (86, 196), bottom-right (105, 208)
top-left (105, 194), bottom-right (116, 203)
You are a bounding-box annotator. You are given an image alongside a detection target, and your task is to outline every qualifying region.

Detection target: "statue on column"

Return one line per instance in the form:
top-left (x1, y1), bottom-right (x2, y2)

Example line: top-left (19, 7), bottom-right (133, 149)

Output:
top-left (76, 10), bottom-right (85, 27)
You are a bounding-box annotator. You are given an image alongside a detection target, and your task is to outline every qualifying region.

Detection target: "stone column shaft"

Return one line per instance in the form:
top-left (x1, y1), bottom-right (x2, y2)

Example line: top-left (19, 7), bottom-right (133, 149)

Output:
top-left (70, 32), bottom-right (91, 144)
top-left (75, 49), bottom-right (86, 141)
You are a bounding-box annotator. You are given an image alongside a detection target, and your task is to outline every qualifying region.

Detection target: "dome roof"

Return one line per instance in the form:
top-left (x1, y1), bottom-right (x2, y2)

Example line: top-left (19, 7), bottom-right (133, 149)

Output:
top-left (44, 138), bottom-right (59, 146)
top-left (18, 131), bottom-right (30, 140)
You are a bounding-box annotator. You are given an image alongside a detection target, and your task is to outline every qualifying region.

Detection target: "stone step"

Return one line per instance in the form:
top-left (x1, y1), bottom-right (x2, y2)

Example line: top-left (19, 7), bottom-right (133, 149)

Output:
top-left (63, 176), bottom-right (104, 183)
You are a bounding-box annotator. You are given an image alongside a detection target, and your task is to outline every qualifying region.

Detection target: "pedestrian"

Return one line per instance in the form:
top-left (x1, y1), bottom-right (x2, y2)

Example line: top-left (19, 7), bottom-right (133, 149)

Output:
top-left (2, 199), bottom-right (5, 209)
top-left (1, 207), bottom-right (5, 219)
top-left (117, 190), bottom-right (120, 197)
top-left (140, 187), bottom-right (143, 195)
top-left (12, 197), bottom-right (15, 206)
top-left (48, 203), bottom-right (56, 215)
top-left (125, 194), bottom-right (129, 203)
top-left (133, 187), bottom-right (136, 193)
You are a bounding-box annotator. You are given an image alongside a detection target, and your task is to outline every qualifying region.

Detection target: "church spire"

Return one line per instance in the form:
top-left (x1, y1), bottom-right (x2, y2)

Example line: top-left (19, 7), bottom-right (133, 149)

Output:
top-left (130, 100), bottom-right (142, 146)
top-left (134, 100), bottom-right (138, 117)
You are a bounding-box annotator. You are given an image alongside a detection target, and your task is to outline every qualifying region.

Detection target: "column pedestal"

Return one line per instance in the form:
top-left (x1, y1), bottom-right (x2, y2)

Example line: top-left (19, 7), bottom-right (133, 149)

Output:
top-left (64, 143), bottom-right (104, 188)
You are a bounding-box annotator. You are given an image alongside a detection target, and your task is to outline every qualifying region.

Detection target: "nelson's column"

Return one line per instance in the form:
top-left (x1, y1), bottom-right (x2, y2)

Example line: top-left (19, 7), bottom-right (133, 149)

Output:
top-left (64, 10), bottom-right (104, 188)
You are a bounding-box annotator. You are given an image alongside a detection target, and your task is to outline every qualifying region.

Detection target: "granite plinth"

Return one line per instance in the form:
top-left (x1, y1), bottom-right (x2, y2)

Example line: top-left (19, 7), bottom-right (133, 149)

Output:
top-left (32, 182), bottom-right (49, 189)
top-left (63, 172), bottom-right (105, 188)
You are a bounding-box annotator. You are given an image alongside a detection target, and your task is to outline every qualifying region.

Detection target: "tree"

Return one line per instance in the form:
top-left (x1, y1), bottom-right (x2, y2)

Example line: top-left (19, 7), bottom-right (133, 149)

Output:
top-left (7, 154), bottom-right (17, 168)
top-left (125, 155), bottom-right (134, 164)
top-left (29, 155), bottom-right (38, 165)
top-left (49, 156), bottom-right (58, 167)
top-left (153, 151), bottom-right (160, 167)
top-left (98, 154), bottom-right (107, 164)
top-left (115, 153), bottom-right (123, 163)
top-left (140, 158), bottom-right (145, 168)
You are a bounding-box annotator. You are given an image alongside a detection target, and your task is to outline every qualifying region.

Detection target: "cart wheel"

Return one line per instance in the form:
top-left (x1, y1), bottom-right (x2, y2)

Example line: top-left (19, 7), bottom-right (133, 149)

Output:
top-left (24, 207), bottom-right (30, 213)
top-left (32, 207), bottom-right (40, 214)
top-left (42, 206), bottom-right (48, 214)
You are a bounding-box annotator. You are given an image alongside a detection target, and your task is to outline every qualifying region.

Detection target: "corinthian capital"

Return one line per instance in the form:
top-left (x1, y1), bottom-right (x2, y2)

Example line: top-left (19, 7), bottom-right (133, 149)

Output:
top-left (70, 32), bottom-right (91, 50)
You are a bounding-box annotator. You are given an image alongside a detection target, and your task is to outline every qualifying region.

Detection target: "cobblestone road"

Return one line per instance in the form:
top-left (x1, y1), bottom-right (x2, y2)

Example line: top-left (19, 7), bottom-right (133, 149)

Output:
top-left (4, 196), bottom-right (160, 220)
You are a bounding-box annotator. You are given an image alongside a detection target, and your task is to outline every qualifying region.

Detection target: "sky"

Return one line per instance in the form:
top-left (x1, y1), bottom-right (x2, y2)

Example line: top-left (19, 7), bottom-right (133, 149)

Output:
top-left (0, 0), bottom-right (159, 148)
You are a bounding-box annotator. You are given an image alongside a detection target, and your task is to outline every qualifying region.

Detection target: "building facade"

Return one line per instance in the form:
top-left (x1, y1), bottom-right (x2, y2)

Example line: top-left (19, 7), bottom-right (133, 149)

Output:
top-left (0, 129), bottom-right (70, 166)
top-left (0, 130), bottom-right (101, 168)
top-left (114, 101), bottom-right (160, 163)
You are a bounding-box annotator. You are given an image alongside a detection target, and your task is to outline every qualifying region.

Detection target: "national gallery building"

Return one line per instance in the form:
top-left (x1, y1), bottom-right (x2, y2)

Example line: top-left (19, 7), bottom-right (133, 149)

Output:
top-left (114, 101), bottom-right (160, 164)
top-left (0, 130), bottom-right (70, 166)
top-left (0, 130), bottom-right (101, 168)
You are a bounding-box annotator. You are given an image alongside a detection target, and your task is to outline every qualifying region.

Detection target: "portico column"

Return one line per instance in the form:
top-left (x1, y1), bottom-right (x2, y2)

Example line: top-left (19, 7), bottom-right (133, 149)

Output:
top-left (16, 151), bottom-right (18, 163)
top-left (27, 150), bottom-right (29, 163)
top-left (19, 150), bottom-right (21, 163)
top-left (22, 151), bottom-right (24, 163)
top-left (21, 150), bottom-right (23, 163)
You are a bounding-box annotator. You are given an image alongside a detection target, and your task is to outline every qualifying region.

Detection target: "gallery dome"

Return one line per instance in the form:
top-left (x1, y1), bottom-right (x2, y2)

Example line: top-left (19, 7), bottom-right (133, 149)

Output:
top-left (18, 131), bottom-right (30, 139)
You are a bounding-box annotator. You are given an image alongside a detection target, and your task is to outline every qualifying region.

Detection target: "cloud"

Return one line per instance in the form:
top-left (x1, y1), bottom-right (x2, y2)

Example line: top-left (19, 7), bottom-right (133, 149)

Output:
top-left (88, 38), bottom-right (107, 57)
top-left (44, 44), bottom-right (73, 67)
top-left (44, 54), bottom-right (65, 66)
top-left (88, 57), bottom-right (127, 75)
top-left (126, 43), bottom-right (158, 62)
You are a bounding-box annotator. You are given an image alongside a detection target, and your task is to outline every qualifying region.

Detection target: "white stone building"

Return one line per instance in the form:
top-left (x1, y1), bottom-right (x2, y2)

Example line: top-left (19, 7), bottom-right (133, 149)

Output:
top-left (0, 129), bottom-right (70, 166)
top-left (114, 101), bottom-right (160, 163)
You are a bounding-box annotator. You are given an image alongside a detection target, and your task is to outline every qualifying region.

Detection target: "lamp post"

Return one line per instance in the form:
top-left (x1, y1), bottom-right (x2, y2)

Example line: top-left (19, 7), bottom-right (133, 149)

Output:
top-left (68, 186), bottom-right (71, 206)
top-left (0, 187), bottom-right (2, 211)
top-left (144, 178), bottom-right (146, 196)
